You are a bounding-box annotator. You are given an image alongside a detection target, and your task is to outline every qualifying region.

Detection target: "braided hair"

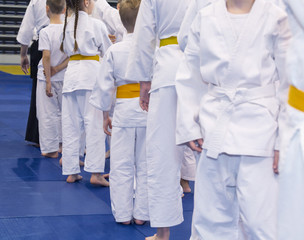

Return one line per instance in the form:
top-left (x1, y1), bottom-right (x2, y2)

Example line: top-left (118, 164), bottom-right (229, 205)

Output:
top-left (60, 0), bottom-right (80, 52)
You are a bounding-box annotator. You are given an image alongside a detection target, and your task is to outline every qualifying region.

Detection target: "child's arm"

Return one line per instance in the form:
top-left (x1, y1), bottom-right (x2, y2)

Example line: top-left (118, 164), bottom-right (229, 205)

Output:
top-left (42, 50), bottom-right (53, 97)
top-left (175, 13), bottom-right (207, 147)
top-left (103, 111), bottom-right (112, 136)
top-left (50, 57), bottom-right (69, 77)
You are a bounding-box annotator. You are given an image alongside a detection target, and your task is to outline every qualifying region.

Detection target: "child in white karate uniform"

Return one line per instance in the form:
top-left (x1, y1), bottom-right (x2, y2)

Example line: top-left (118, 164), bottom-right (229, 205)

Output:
top-left (175, 0), bottom-right (290, 239)
top-left (36, 0), bottom-right (68, 159)
top-left (278, 1), bottom-right (304, 239)
top-left (60, 0), bottom-right (112, 185)
top-left (90, 0), bottom-right (149, 225)
top-left (125, 0), bottom-right (190, 239)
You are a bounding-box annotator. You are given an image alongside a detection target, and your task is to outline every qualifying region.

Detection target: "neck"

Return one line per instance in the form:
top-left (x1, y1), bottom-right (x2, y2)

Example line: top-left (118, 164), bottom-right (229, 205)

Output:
top-left (226, 0), bottom-right (255, 14)
top-left (49, 14), bottom-right (62, 24)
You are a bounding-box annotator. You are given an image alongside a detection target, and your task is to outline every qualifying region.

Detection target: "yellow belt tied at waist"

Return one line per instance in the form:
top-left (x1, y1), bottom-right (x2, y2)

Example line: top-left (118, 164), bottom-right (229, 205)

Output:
top-left (116, 83), bottom-right (140, 98)
top-left (70, 54), bottom-right (100, 61)
top-left (288, 85), bottom-right (304, 112)
top-left (159, 36), bottom-right (178, 47)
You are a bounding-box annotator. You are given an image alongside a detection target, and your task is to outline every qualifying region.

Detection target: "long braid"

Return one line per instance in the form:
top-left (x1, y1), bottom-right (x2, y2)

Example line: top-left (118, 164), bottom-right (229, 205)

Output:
top-left (73, 0), bottom-right (79, 52)
top-left (60, 4), bottom-right (69, 52)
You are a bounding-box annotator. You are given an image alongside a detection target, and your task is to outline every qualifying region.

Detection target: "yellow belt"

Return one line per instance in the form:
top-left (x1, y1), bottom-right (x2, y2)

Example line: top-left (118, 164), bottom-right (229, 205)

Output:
top-left (116, 83), bottom-right (140, 98)
top-left (159, 36), bottom-right (178, 47)
top-left (70, 54), bottom-right (100, 61)
top-left (288, 85), bottom-right (304, 112)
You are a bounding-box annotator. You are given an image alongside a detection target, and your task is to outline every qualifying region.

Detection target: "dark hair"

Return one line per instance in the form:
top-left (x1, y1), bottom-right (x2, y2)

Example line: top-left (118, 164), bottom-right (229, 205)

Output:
top-left (46, 0), bottom-right (66, 14)
top-left (119, 0), bottom-right (140, 33)
top-left (60, 0), bottom-right (81, 52)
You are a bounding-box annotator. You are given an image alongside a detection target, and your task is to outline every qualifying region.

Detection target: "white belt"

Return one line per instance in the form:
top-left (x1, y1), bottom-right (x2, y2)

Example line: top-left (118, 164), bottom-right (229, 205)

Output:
top-left (204, 84), bottom-right (276, 159)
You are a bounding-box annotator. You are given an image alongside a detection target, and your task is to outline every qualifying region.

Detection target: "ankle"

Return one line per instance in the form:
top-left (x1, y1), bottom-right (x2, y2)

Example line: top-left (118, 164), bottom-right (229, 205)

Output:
top-left (157, 227), bottom-right (170, 239)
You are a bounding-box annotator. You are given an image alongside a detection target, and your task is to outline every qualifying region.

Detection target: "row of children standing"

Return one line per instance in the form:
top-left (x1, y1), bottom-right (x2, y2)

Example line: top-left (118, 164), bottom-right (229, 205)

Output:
top-left (17, 0), bottom-right (197, 229)
top-left (17, 0), bottom-right (304, 239)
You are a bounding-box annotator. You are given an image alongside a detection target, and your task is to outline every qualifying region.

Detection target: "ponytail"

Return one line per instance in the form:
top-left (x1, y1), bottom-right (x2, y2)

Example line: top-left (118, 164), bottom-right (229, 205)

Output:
top-left (73, 0), bottom-right (79, 52)
top-left (60, 4), bottom-right (69, 52)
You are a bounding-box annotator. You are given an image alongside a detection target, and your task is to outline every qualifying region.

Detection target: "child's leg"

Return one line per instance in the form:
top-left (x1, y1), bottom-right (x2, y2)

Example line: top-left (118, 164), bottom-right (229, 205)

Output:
top-left (190, 150), bottom-right (240, 240)
top-left (145, 87), bottom-right (183, 229)
top-left (237, 155), bottom-right (278, 239)
top-left (36, 79), bottom-right (60, 157)
top-left (62, 92), bottom-right (82, 181)
top-left (133, 127), bottom-right (149, 223)
top-left (110, 126), bottom-right (135, 223)
top-left (81, 90), bottom-right (107, 185)
top-left (55, 81), bottom-right (63, 153)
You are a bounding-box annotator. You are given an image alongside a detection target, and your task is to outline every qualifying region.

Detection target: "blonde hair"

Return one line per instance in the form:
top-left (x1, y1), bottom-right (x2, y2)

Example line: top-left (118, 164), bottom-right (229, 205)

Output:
top-left (119, 0), bottom-right (141, 33)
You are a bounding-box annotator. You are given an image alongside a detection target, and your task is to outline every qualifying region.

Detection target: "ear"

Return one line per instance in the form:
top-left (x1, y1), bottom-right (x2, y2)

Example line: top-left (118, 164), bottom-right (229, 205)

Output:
top-left (46, 5), bottom-right (50, 13)
top-left (62, 6), bottom-right (66, 14)
top-left (84, 0), bottom-right (89, 7)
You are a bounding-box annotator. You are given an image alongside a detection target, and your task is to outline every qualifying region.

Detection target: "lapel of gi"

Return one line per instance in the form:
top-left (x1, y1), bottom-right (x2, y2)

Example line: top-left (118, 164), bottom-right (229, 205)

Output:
top-left (215, 0), bottom-right (266, 89)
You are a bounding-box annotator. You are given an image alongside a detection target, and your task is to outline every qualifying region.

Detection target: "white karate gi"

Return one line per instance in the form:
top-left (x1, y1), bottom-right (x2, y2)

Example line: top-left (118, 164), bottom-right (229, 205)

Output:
top-left (90, 33), bottom-right (149, 222)
top-left (36, 24), bottom-right (67, 154)
top-left (278, 1), bottom-right (304, 239)
top-left (92, 0), bottom-right (126, 43)
top-left (16, 0), bottom-right (49, 45)
top-left (178, 0), bottom-right (215, 52)
top-left (175, 0), bottom-right (290, 239)
top-left (61, 11), bottom-right (112, 175)
top-left (125, 0), bottom-right (190, 228)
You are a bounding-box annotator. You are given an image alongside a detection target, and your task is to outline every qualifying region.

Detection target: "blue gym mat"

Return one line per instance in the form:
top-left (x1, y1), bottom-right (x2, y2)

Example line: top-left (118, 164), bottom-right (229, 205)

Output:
top-left (0, 70), bottom-right (193, 239)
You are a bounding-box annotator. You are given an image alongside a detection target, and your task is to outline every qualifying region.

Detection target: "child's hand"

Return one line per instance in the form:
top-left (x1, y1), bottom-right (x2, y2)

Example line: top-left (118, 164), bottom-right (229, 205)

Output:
top-left (46, 81), bottom-right (53, 97)
top-left (103, 116), bottom-right (112, 136)
top-left (108, 34), bottom-right (116, 44)
top-left (187, 139), bottom-right (203, 153)
top-left (50, 66), bottom-right (58, 77)
top-left (44, 67), bottom-right (57, 77)
top-left (140, 81), bottom-right (151, 111)
top-left (273, 150), bottom-right (279, 174)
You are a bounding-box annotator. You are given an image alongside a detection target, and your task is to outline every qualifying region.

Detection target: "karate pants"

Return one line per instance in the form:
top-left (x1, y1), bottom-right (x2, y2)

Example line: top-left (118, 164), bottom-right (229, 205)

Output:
top-left (62, 90), bottom-right (105, 175)
top-left (191, 150), bottom-right (278, 240)
top-left (278, 105), bottom-right (304, 240)
top-left (180, 145), bottom-right (196, 181)
top-left (36, 79), bottom-right (62, 154)
top-left (109, 126), bottom-right (149, 222)
top-left (146, 86), bottom-right (183, 228)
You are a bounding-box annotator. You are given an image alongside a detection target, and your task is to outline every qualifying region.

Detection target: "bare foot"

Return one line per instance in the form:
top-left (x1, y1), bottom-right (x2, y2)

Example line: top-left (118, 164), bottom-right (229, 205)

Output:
top-left (180, 179), bottom-right (191, 193)
top-left (103, 173), bottom-right (109, 179)
top-left (146, 234), bottom-right (157, 240)
top-left (134, 219), bottom-right (146, 225)
top-left (120, 220), bottom-right (131, 225)
top-left (90, 173), bottom-right (110, 187)
top-left (42, 151), bottom-right (58, 158)
top-left (66, 174), bottom-right (83, 183)
top-left (105, 150), bottom-right (110, 159)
